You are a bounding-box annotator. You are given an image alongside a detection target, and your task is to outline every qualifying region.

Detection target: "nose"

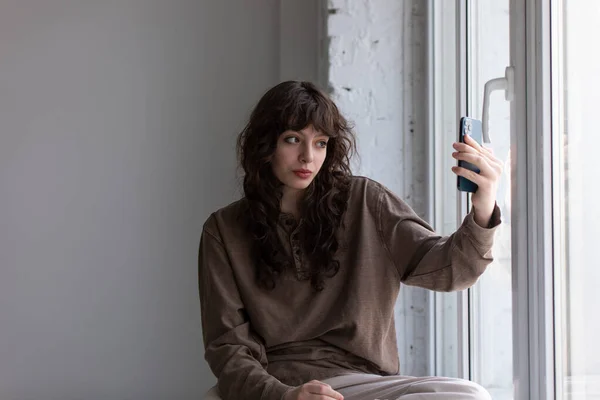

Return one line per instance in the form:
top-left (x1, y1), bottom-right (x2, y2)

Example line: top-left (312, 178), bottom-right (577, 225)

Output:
top-left (299, 143), bottom-right (314, 164)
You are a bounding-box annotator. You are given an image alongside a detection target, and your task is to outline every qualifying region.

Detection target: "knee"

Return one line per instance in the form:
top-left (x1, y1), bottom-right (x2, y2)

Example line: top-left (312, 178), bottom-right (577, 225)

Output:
top-left (203, 385), bottom-right (222, 400)
top-left (460, 380), bottom-right (492, 400)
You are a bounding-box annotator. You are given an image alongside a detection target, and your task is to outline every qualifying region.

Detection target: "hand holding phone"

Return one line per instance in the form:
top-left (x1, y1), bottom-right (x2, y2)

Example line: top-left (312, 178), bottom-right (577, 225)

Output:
top-left (456, 117), bottom-right (483, 193)
top-left (453, 116), bottom-right (504, 227)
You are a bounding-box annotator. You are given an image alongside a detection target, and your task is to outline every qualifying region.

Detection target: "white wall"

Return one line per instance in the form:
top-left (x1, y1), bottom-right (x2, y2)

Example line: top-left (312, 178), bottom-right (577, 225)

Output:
top-left (0, 1), bottom-right (315, 398)
top-left (327, 0), bottom-right (431, 376)
top-left (0, 0), bottom-right (433, 397)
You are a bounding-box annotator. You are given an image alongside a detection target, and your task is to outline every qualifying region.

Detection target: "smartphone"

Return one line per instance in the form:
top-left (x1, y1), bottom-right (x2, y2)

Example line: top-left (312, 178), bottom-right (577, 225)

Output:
top-left (457, 117), bottom-right (483, 193)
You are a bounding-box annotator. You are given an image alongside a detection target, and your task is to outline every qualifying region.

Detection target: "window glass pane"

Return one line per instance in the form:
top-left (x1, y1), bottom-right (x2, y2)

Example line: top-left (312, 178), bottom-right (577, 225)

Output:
top-left (555, 1), bottom-right (600, 397)
top-left (433, 0), bottom-right (460, 378)
top-left (467, 1), bottom-right (513, 399)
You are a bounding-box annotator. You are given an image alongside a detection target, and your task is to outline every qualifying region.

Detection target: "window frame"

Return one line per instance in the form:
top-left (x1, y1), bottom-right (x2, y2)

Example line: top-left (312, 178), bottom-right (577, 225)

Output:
top-left (426, 0), bottom-right (557, 399)
top-left (511, 0), bottom-right (556, 399)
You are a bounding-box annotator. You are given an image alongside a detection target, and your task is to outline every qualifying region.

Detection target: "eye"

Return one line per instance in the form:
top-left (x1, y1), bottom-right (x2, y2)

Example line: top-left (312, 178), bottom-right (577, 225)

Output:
top-left (316, 140), bottom-right (328, 148)
top-left (284, 136), bottom-right (300, 144)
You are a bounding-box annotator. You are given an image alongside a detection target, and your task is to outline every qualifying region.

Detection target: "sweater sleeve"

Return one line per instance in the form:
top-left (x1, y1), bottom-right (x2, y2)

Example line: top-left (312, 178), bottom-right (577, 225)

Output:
top-left (376, 183), bottom-right (501, 292)
top-left (198, 216), bottom-right (294, 400)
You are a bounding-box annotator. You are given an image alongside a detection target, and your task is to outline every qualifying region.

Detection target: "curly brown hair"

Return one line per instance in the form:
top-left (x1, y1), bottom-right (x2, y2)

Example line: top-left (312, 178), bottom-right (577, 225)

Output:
top-left (236, 81), bottom-right (357, 292)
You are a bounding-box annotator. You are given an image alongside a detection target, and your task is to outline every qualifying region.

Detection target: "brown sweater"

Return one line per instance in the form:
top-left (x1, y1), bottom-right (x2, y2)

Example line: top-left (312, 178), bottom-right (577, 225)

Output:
top-left (198, 176), bottom-right (500, 400)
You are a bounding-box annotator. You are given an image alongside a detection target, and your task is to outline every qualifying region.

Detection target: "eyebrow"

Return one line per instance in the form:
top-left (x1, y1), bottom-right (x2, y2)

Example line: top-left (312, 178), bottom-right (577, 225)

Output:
top-left (296, 130), bottom-right (329, 138)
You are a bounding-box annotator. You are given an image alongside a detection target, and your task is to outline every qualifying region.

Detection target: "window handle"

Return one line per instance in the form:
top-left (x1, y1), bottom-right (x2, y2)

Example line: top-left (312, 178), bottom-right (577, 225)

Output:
top-left (482, 66), bottom-right (515, 143)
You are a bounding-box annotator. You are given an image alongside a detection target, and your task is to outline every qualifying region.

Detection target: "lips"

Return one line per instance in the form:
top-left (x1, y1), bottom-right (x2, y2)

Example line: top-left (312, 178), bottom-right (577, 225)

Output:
top-left (293, 169), bottom-right (312, 179)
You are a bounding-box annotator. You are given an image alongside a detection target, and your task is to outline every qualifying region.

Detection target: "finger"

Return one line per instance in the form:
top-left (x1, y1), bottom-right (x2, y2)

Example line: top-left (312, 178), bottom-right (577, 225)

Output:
top-left (481, 144), bottom-right (494, 154)
top-left (453, 142), bottom-right (503, 171)
top-left (311, 379), bottom-right (344, 400)
top-left (463, 133), bottom-right (485, 152)
top-left (453, 141), bottom-right (480, 154)
top-left (308, 380), bottom-right (331, 387)
top-left (308, 390), bottom-right (344, 400)
top-left (478, 144), bottom-right (502, 164)
top-left (452, 166), bottom-right (486, 186)
top-left (490, 158), bottom-right (503, 175)
top-left (478, 151), bottom-right (503, 173)
top-left (452, 152), bottom-right (493, 176)
top-left (454, 136), bottom-right (494, 156)
top-left (306, 383), bottom-right (344, 400)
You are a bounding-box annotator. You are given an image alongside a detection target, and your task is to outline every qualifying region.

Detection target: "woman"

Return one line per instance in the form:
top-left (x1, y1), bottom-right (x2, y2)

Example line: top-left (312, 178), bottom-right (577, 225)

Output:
top-left (199, 81), bottom-right (501, 400)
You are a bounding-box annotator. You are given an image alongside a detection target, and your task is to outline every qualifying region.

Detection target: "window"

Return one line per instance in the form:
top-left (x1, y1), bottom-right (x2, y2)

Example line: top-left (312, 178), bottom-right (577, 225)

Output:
top-left (553, 1), bottom-right (600, 398)
top-left (428, 3), bottom-right (513, 399)
top-left (429, 1), bottom-right (600, 399)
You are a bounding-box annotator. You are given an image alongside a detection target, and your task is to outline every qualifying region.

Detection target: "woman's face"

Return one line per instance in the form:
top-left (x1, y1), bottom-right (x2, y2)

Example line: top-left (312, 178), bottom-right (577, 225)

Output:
top-left (271, 125), bottom-right (329, 191)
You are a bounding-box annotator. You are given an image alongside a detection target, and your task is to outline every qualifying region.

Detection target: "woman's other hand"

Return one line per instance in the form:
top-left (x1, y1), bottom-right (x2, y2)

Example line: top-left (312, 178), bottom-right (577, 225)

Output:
top-left (283, 380), bottom-right (344, 400)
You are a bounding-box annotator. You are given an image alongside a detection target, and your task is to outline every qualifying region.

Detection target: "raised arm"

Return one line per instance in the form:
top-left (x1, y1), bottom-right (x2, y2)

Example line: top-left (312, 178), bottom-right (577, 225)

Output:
top-left (376, 185), bottom-right (501, 292)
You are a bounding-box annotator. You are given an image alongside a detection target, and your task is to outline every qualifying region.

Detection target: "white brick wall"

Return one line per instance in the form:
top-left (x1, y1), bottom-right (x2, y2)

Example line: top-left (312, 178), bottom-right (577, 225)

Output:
top-left (327, 0), bottom-right (430, 376)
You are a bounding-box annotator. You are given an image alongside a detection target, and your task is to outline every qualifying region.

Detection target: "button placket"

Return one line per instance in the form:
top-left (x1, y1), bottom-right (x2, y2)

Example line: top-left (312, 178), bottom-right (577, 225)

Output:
top-left (290, 230), bottom-right (303, 275)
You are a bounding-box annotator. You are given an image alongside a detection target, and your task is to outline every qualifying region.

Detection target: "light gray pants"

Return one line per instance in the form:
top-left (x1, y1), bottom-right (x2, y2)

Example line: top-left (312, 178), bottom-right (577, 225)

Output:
top-left (204, 373), bottom-right (492, 400)
top-left (321, 373), bottom-right (492, 400)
